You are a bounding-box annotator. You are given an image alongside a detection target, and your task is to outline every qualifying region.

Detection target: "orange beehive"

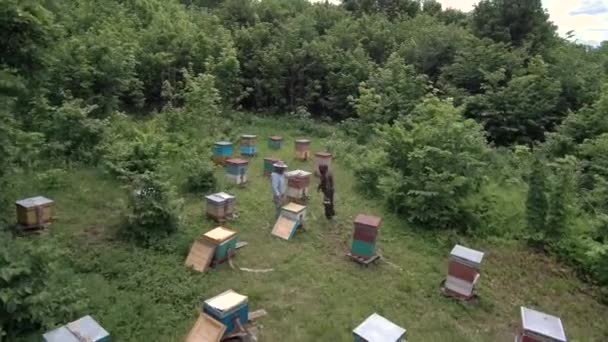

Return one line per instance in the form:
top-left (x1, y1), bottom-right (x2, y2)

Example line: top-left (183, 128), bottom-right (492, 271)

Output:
top-left (314, 152), bottom-right (332, 176)
top-left (295, 139), bottom-right (311, 161)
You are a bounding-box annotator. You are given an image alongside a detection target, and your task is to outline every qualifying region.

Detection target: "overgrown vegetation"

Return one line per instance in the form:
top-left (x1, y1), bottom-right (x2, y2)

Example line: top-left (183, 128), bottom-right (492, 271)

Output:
top-left (2, 0), bottom-right (608, 339)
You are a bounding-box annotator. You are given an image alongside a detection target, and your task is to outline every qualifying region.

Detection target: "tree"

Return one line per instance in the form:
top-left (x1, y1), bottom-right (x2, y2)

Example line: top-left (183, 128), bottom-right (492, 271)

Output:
top-left (372, 98), bottom-right (489, 230)
top-left (465, 56), bottom-right (562, 145)
top-left (545, 156), bottom-right (578, 242)
top-left (342, 0), bottom-right (420, 20)
top-left (526, 158), bottom-right (548, 241)
top-left (472, 0), bottom-right (557, 54)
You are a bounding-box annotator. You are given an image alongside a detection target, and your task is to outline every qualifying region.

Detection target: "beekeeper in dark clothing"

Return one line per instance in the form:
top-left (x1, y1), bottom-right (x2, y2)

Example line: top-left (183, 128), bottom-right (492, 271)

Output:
top-left (317, 164), bottom-right (335, 219)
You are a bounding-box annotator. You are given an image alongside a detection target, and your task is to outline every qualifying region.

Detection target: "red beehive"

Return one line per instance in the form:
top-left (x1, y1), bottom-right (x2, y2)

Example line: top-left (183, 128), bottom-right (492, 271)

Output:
top-left (295, 139), bottom-right (311, 161)
top-left (444, 244), bottom-right (484, 300)
top-left (516, 307), bottom-right (567, 342)
top-left (314, 152), bottom-right (333, 176)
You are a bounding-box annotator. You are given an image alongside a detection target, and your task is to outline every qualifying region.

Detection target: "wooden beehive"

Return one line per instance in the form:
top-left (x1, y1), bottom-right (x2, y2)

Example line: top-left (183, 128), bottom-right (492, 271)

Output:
top-left (203, 227), bottom-right (238, 265)
top-left (268, 136), bottom-right (283, 150)
top-left (351, 214), bottom-right (381, 259)
top-left (225, 158), bottom-right (249, 185)
top-left (295, 139), bottom-right (311, 161)
top-left (353, 313), bottom-right (406, 342)
top-left (517, 307), bottom-right (566, 342)
top-left (285, 170), bottom-right (311, 203)
top-left (240, 134), bottom-right (257, 157)
top-left (205, 192), bottom-right (235, 222)
top-left (43, 315), bottom-right (110, 342)
top-left (16, 196), bottom-right (53, 230)
top-left (203, 290), bottom-right (249, 334)
top-left (272, 203), bottom-right (307, 241)
top-left (444, 244), bottom-right (484, 299)
top-left (263, 157), bottom-right (280, 177)
top-left (314, 152), bottom-right (333, 176)
top-left (185, 227), bottom-right (238, 273)
top-left (213, 141), bottom-right (233, 165)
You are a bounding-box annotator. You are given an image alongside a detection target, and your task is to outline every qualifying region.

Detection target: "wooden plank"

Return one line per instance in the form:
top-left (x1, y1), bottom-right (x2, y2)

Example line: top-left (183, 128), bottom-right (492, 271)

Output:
top-left (185, 240), bottom-right (216, 272)
top-left (271, 216), bottom-right (297, 240)
top-left (248, 309), bottom-right (267, 321)
top-left (184, 313), bottom-right (226, 342)
top-left (235, 241), bottom-right (248, 249)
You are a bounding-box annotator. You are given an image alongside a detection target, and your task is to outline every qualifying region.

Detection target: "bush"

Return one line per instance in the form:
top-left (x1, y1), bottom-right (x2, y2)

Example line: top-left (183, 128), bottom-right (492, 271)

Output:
top-left (35, 168), bottom-right (69, 190)
top-left (0, 234), bottom-right (87, 338)
top-left (356, 98), bottom-right (489, 231)
top-left (184, 156), bottom-right (216, 193)
top-left (123, 173), bottom-right (182, 245)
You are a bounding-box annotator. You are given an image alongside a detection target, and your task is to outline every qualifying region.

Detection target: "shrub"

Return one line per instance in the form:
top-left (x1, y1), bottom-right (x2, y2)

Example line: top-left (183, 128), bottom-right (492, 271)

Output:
top-left (359, 98), bottom-right (489, 231)
top-left (35, 168), bottom-right (69, 190)
top-left (0, 234), bottom-right (87, 338)
top-left (123, 173), bottom-right (182, 245)
top-left (184, 156), bottom-right (216, 193)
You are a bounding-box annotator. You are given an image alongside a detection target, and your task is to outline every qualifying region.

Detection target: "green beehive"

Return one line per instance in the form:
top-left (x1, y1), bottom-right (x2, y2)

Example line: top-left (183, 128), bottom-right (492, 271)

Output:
top-left (203, 227), bottom-right (238, 264)
top-left (351, 239), bottom-right (375, 258)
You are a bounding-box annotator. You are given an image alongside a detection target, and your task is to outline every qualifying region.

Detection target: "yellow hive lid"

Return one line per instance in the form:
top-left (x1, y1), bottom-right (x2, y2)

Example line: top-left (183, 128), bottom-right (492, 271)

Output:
top-left (282, 203), bottom-right (306, 213)
top-left (203, 227), bottom-right (237, 244)
top-left (205, 290), bottom-right (248, 311)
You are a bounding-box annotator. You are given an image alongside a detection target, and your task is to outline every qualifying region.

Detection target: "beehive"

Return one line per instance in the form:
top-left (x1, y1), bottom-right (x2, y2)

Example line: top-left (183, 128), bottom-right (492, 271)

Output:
top-left (203, 227), bottom-right (238, 264)
top-left (185, 227), bottom-right (238, 273)
top-left (314, 152), bottom-right (333, 176)
top-left (15, 196), bottom-right (53, 230)
top-left (203, 290), bottom-right (249, 334)
top-left (517, 307), bottom-right (567, 342)
top-left (225, 158), bottom-right (249, 185)
top-left (240, 134), bottom-right (257, 157)
top-left (351, 214), bottom-right (381, 259)
top-left (43, 315), bottom-right (110, 342)
top-left (295, 139), bottom-right (311, 161)
top-left (353, 313), bottom-right (407, 342)
top-left (268, 136), bottom-right (283, 150)
top-left (272, 203), bottom-right (307, 241)
top-left (205, 192), bottom-right (236, 222)
top-left (213, 141), bottom-right (233, 165)
top-left (285, 170), bottom-right (312, 203)
top-left (263, 157), bottom-right (280, 177)
top-left (445, 245), bottom-right (484, 300)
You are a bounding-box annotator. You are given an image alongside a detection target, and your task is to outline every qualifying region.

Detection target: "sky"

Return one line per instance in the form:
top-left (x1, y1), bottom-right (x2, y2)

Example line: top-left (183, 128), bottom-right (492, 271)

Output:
top-left (311, 0), bottom-right (608, 45)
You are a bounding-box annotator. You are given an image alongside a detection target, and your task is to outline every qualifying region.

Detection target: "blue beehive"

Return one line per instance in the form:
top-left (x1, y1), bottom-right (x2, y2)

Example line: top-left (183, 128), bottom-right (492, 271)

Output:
top-left (225, 158), bottom-right (249, 185)
top-left (44, 315), bottom-right (110, 342)
top-left (213, 141), bottom-right (233, 165)
top-left (240, 134), bottom-right (257, 157)
top-left (203, 290), bottom-right (249, 334)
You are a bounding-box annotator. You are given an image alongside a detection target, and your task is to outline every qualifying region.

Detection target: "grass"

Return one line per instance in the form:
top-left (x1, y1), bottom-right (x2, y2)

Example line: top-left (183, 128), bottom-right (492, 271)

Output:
top-left (13, 118), bottom-right (608, 341)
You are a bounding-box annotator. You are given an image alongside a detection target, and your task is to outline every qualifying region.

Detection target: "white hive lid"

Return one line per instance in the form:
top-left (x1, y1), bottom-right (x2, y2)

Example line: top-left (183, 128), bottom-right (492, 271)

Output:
top-left (216, 192), bottom-right (235, 200)
top-left (16, 196), bottom-right (53, 208)
top-left (521, 307), bottom-right (567, 342)
top-left (353, 313), bottom-right (406, 342)
top-left (285, 170), bottom-right (312, 177)
top-left (450, 245), bottom-right (484, 266)
top-left (215, 141), bottom-right (232, 145)
top-left (241, 134), bottom-right (256, 139)
top-left (66, 315), bottom-right (109, 341)
top-left (205, 290), bottom-right (248, 312)
top-left (43, 326), bottom-right (80, 342)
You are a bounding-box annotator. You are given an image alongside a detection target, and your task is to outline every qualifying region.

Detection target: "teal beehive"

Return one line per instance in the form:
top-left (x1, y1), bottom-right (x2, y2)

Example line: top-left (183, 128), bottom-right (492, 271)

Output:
top-left (213, 141), bottom-right (233, 165)
top-left (268, 136), bottom-right (283, 150)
